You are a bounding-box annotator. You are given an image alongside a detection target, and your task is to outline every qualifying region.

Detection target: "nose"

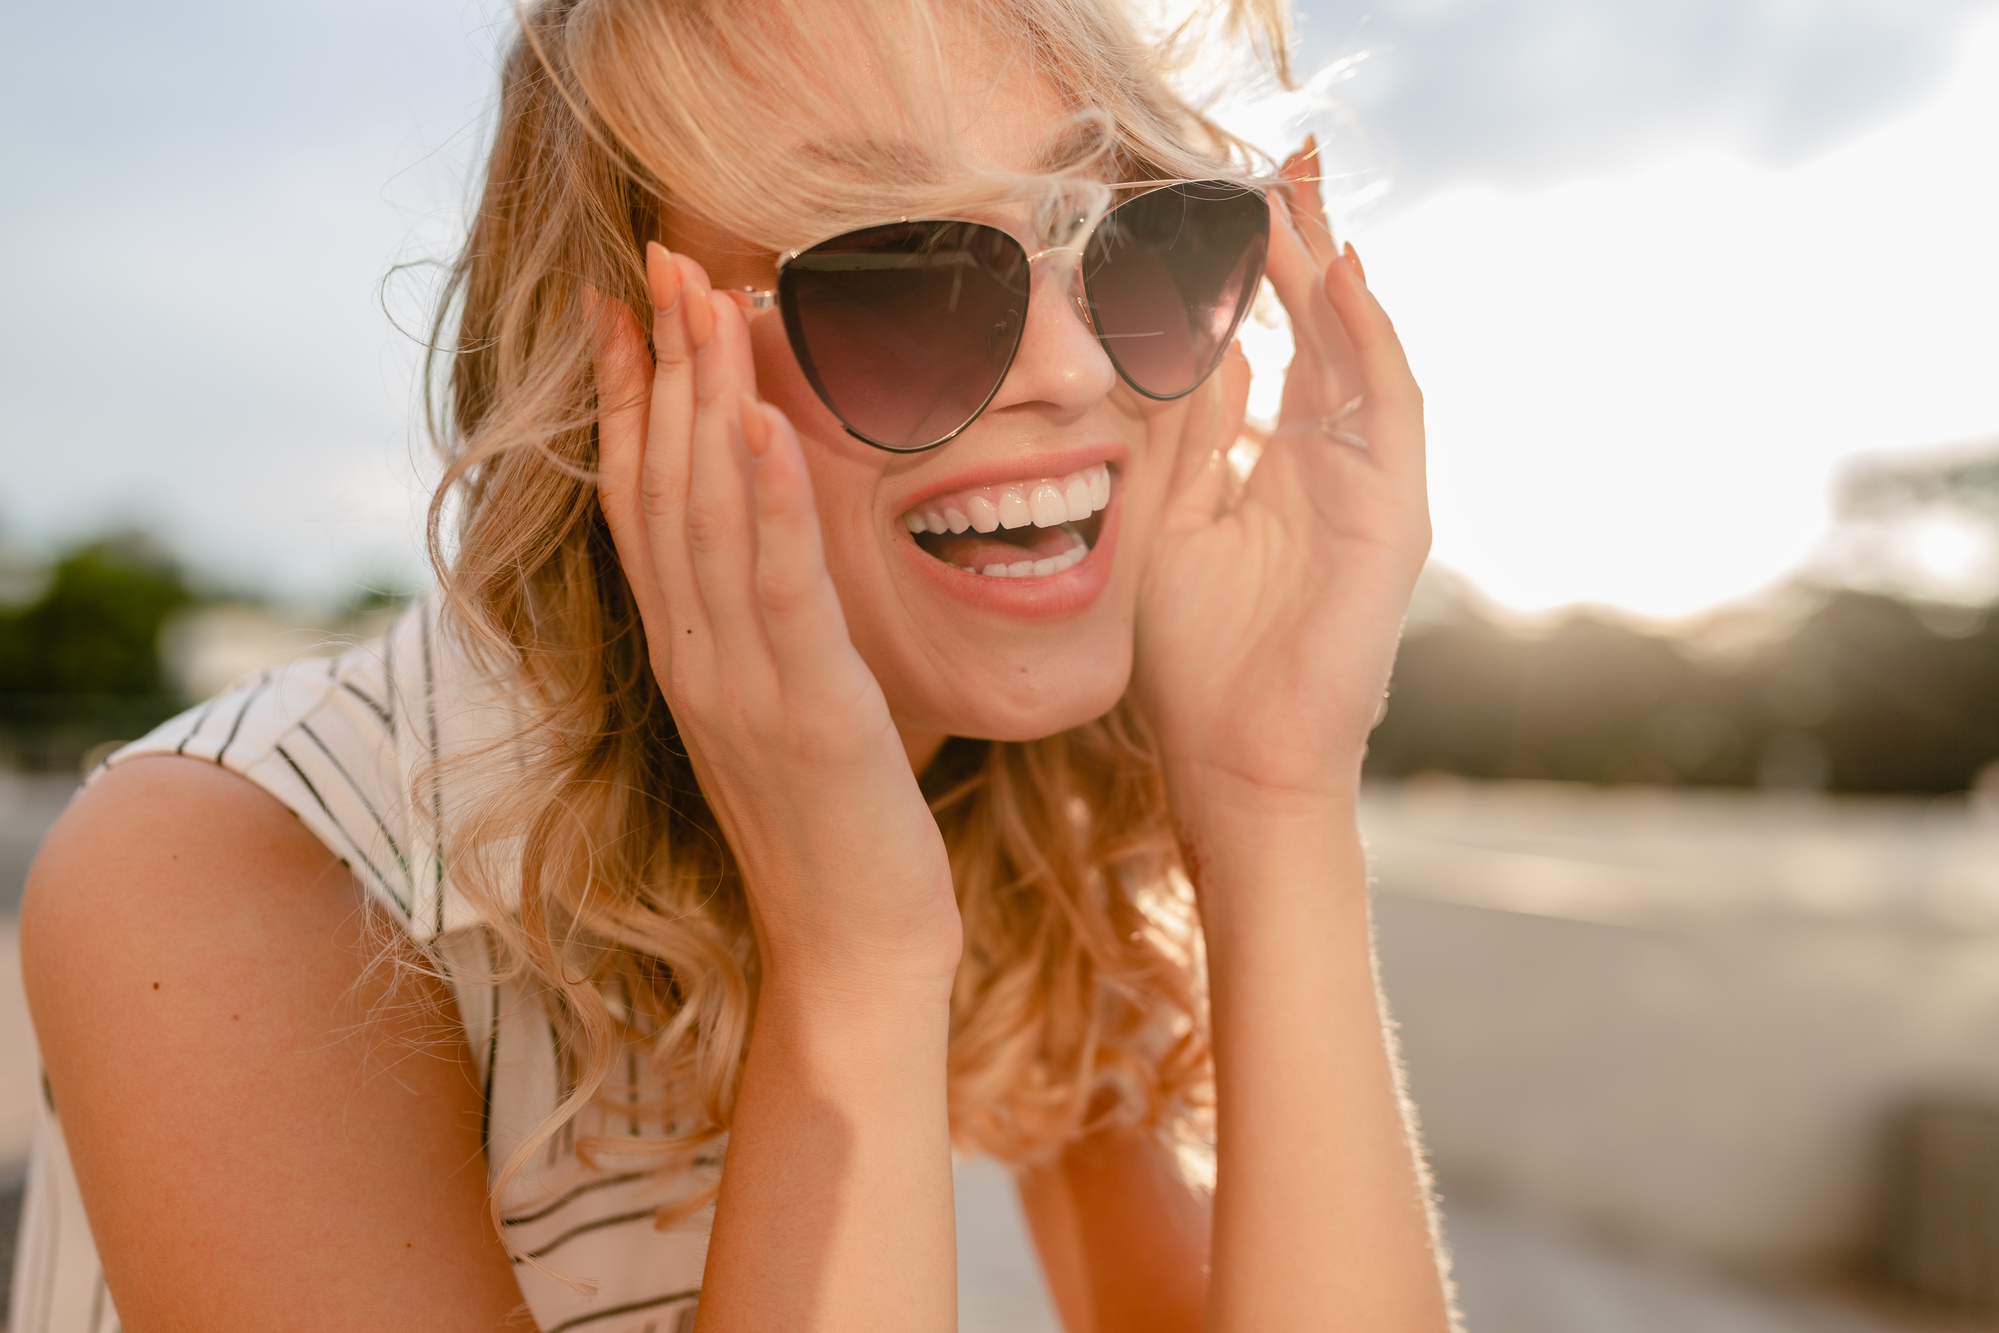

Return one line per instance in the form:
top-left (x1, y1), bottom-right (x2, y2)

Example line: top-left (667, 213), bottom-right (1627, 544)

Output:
top-left (980, 250), bottom-right (1116, 420)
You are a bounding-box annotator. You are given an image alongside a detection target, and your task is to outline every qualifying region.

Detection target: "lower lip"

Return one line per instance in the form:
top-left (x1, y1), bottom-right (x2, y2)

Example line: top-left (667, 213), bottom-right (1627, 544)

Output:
top-left (898, 484), bottom-right (1122, 618)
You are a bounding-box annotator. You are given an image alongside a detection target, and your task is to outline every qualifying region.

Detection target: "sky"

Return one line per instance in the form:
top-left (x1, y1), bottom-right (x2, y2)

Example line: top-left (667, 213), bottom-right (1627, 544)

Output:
top-left (4, 0), bottom-right (1997, 619)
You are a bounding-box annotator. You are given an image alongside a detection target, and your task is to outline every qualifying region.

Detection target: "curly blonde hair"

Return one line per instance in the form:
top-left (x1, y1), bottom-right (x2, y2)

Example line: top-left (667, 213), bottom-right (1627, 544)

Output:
top-left (423, 0), bottom-right (1290, 1247)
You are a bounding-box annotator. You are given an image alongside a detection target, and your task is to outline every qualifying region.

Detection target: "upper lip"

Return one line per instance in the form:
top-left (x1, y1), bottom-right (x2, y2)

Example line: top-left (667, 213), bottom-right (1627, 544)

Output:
top-left (890, 441), bottom-right (1126, 516)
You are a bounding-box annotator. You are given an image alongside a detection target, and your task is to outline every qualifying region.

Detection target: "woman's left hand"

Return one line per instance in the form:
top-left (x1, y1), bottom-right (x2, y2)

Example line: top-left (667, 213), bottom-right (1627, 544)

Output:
top-left (1133, 147), bottom-right (1431, 814)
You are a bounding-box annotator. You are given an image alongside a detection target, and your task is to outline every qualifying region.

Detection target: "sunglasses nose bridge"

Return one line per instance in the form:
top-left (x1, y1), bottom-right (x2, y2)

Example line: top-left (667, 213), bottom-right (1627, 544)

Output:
top-left (1023, 244), bottom-right (1093, 334)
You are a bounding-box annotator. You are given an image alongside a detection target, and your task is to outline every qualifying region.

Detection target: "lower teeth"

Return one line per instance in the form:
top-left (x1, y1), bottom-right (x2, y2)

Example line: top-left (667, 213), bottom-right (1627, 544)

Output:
top-left (960, 532), bottom-right (1089, 578)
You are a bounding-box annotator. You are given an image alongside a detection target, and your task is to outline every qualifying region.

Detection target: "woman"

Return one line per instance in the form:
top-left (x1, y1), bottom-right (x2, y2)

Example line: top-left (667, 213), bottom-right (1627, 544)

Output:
top-left (15, 0), bottom-right (1449, 1328)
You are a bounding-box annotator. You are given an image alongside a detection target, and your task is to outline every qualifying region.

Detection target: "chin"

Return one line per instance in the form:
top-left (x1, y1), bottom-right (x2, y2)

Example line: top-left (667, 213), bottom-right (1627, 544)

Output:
top-left (897, 645), bottom-right (1135, 744)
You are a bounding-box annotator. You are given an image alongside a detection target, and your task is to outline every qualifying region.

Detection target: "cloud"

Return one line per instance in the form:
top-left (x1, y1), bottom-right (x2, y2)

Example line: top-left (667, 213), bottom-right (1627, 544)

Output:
top-left (1298, 0), bottom-right (1999, 202)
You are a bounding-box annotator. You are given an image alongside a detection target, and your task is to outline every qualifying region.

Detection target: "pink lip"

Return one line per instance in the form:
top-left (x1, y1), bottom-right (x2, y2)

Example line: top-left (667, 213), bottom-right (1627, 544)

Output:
top-left (898, 471), bottom-right (1123, 618)
top-left (890, 440), bottom-right (1129, 515)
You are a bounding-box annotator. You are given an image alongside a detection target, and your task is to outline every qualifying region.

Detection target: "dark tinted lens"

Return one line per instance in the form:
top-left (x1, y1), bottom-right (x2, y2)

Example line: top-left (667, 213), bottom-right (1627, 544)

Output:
top-left (1082, 182), bottom-right (1269, 400)
top-left (779, 221), bottom-right (1029, 452)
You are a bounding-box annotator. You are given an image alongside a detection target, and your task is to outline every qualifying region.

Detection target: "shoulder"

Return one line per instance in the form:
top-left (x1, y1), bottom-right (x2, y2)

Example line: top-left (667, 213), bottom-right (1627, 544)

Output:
top-left (24, 752), bottom-right (350, 949)
top-left (19, 758), bottom-right (528, 1329)
top-left (82, 598), bottom-right (514, 938)
top-left (20, 753), bottom-right (375, 1076)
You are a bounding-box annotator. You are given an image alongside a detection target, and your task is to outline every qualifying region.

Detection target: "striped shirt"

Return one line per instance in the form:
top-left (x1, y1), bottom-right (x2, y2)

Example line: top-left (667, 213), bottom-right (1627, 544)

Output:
top-left (7, 599), bottom-right (714, 1333)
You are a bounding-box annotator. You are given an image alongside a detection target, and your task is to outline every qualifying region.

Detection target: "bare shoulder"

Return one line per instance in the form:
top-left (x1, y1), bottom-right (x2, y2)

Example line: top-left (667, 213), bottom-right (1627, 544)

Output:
top-left (21, 755), bottom-right (530, 1330)
top-left (26, 753), bottom-right (349, 934)
top-left (22, 754), bottom-right (367, 1052)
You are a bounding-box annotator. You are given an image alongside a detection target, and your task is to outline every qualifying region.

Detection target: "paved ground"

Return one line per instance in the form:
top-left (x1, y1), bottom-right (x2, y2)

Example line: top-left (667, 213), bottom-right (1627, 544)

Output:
top-left (0, 773), bottom-right (1975, 1330)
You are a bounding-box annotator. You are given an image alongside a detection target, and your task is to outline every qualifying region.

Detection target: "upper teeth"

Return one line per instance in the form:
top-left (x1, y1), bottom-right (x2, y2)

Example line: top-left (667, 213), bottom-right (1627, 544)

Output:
top-left (901, 462), bottom-right (1111, 536)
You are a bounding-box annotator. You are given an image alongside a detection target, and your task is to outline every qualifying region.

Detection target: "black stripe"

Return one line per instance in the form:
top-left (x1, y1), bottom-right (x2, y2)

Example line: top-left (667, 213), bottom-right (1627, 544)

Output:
top-left (340, 679), bottom-right (394, 730)
top-left (543, 1289), bottom-right (698, 1333)
top-left (297, 720), bottom-right (414, 894)
top-left (420, 602), bottom-right (446, 936)
top-left (172, 694), bottom-right (223, 756)
top-left (272, 745), bottom-right (409, 915)
top-left (381, 612), bottom-right (398, 739)
top-left (480, 949), bottom-right (500, 1159)
top-left (502, 1170), bottom-right (659, 1227)
top-left (515, 1208), bottom-right (657, 1262)
top-left (212, 672), bottom-right (272, 765)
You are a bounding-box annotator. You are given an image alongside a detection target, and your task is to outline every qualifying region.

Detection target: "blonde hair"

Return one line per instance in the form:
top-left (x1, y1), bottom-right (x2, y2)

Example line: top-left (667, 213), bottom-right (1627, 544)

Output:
top-left (424, 0), bottom-right (1290, 1247)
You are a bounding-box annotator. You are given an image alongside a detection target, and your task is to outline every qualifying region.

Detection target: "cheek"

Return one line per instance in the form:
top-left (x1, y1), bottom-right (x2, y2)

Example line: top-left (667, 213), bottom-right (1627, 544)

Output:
top-left (749, 315), bottom-right (844, 447)
top-left (747, 313), bottom-right (890, 589)
top-left (1114, 395), bottom-right (1193, 568)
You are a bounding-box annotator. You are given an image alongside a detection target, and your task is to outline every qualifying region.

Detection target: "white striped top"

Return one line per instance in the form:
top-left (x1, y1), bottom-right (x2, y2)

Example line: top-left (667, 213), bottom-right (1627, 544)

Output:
top-left (8, 600), bottom-right (717, 1333)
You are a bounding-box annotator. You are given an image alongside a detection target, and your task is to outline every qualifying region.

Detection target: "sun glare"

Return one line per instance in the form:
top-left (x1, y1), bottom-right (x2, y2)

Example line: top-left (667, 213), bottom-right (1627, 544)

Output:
top-left (1300, 13), bottom-right (1999, 620)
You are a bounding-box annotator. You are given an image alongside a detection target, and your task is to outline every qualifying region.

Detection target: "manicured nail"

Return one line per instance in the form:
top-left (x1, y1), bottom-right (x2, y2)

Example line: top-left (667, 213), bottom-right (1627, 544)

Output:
top-left (680, 261), bottom-right (715, 349)
top-left (1344, 241), bottom-right (1366, 286)
top-left (739, 394), bottom-right (771, 457)
top-left (646, 242), bottom-right (681, 316)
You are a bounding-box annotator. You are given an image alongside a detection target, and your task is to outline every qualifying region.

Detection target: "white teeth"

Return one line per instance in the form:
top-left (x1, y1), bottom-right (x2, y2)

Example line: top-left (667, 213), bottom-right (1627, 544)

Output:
top-left (967, 531), bottom-right (1090, 579)
top-left (1029, 484), bottom-right (1067, 527)
top-left (902, 462), bottom-right (1114, 540)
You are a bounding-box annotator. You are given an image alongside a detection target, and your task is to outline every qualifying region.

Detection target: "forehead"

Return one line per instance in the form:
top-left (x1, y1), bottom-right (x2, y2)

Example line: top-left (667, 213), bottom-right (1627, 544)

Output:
top-left (659, 3), bottom-right (1134, 258)
top-left (771, 0), bottom-right (1106, 175)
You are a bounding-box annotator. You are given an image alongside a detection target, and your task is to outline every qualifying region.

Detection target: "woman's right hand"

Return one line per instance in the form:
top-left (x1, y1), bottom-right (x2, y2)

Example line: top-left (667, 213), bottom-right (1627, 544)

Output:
top-left (592, 243), bottom-right (961, 1002)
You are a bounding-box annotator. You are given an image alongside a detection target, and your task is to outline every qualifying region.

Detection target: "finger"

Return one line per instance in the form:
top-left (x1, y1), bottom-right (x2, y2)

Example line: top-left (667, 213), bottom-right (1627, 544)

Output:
top-left (1262, 194), bottom-right (1361, 410)
top-left (587, 271), bottom-right (668, 629)
top-left (1282, 135), bottom-right (1336, 268)
top-left (641, 248), bottom-right (706, 597)
top-left (742, 399), bottom-right (860, 691)
top-left (682, 285), bottom-right (771, 665)
top-left (1321, 244), bottom-right (1424, 469)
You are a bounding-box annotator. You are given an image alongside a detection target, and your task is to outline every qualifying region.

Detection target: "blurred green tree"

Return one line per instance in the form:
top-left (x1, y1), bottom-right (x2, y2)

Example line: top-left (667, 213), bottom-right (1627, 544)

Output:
top-left (0, 541), bottom-right (192, 699)
top-left (0, 537), bottom-right (195, 765)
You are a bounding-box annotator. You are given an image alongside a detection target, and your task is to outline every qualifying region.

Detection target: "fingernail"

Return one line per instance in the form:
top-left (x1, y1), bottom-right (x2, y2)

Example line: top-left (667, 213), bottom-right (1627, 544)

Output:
top-left (647, 242), bottom-right (681, 316)
top-left (1344, 241), bottom-right (1366, 286)
top-left (739, 394), bottom-right (770, 457)
top-left (682, 265), bottom-right (716, 349)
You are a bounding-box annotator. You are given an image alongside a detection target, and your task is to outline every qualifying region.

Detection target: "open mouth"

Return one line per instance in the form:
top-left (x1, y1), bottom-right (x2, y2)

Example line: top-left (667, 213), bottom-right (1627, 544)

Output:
top-left (899, 463), bottom-right (1111, 578)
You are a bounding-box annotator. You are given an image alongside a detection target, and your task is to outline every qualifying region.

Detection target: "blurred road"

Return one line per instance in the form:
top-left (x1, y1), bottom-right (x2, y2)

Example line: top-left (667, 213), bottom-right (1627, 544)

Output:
top-left (1, 774), bottom-right (1974, 1330)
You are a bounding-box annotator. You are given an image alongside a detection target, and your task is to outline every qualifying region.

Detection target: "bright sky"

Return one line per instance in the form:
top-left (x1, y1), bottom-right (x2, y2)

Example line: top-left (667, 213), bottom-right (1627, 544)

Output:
top-left (2, 2), bottom-right (1996, 620)
top-left (1348, 13), bottom-right (1999, 619)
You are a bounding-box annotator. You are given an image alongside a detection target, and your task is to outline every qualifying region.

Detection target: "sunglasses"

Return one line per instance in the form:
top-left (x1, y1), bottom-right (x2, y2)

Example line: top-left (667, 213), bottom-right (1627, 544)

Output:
top-left (737, 179), bottom-right (1270, 452)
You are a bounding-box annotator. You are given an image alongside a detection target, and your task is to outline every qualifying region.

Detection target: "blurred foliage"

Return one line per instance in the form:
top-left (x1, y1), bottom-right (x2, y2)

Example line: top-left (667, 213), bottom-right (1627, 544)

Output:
top-left (2, 519), bottom-right (1996, 791)
top-left (1840, 449), bottom-right (1999, 520)
top-left (0, 537), bottom-right (194, 769)
top-left (1366, 588), bottom-right (1999, 794)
